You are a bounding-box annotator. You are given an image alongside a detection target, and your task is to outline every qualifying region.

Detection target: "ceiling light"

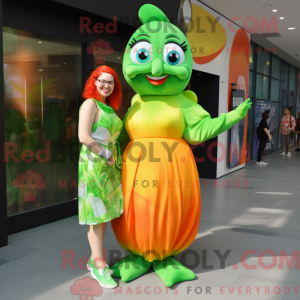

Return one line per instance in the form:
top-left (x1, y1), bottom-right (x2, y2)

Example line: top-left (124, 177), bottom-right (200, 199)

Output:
top-left (272, 9), bottom-right (277, 12)
top-left (279, 17), bottom-right (284, 19)
top-left (288, 27), bottom-right (295, 30)
top-left (26, 60), bottom-right (28, 61)
top-left (38, 41), bottom-right (42, 43)
top-left (117, 57), bottom-right (120, 59)
top-left (265, 5), bottom-right (269, 7)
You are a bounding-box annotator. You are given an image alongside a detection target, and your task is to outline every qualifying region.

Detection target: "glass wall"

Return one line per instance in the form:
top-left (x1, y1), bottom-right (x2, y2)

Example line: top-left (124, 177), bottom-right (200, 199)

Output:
top-left (296, 71), bottom-right (300, 149)
top-left (289, 66), bottom-right (297, 112)
top-left (297, 71), bottom-right (300, 118)
top-left (248, 42), bottom-right (299, 159)
top-left (3, 26), bottom-right (82, 215)
top-left (246, 43), bottom-right (255, 159)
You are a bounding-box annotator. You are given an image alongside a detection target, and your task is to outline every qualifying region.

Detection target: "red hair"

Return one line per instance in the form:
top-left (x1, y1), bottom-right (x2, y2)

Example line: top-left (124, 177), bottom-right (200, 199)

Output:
top-left (82, 65), bottom-right (122, 110)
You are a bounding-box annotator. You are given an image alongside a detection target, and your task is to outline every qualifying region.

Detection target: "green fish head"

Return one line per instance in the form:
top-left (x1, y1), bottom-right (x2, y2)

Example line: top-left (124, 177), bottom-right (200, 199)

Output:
top-left (123, 4), bottom-right (193, 96)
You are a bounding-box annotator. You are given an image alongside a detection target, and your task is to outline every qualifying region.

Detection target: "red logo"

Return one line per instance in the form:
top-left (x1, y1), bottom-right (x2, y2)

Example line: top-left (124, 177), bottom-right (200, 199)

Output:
top-left (87, 39), bottom-right (113, 65)
top-left (13, 170), bottom-right (46, 202)
top-left (70, 276), bottom-right (103, 300)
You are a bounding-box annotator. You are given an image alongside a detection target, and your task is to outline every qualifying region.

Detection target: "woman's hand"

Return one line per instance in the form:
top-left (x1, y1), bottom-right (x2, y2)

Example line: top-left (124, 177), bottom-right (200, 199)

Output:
top-left (107, 154), bottom-right (115, 167)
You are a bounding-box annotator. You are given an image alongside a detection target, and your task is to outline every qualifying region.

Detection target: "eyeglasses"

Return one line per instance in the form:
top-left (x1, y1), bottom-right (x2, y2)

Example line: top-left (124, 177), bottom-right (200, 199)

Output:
top-left (96, 79), bottom-right (115, 86)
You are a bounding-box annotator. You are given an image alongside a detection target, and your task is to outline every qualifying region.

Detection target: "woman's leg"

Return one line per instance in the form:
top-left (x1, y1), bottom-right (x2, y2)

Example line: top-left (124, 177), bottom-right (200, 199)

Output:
top-left (286, 134), bottom-right (291, 153)
top-left (257, 139), bottom-right (264, 162)
top-left (262, 139), bottom-right (267, 159)
top-left (282, 135), bottom-right (287, 153)
top-left (257, 138), bottom-right (267, 162)
top-left (90, 222), bottom-right (107, 262)
top-left (88, 223), bottom-right (107, 268)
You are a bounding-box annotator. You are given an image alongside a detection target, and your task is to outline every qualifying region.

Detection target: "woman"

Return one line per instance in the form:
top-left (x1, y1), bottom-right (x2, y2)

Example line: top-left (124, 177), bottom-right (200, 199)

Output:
top-left (78, 65), bottom-right (123, 288)
top-left (295, 111), bottom-right (300, 151)
top-left (280, 107), bottom-right (296, 156)
top-left (257, 110), bottom-right (272, 165)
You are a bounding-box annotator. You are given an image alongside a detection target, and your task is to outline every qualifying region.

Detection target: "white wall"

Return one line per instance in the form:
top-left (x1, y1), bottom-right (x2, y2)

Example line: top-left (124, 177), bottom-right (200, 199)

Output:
top-left (190, 0), bottom-right (250, 178)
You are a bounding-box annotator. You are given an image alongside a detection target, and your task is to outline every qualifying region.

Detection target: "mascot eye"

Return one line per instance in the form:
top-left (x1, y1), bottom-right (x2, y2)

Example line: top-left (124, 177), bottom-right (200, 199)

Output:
top-left (130, 41), bottom-right (152, 65)
top-left (163, 43), bottom-right (185, 66)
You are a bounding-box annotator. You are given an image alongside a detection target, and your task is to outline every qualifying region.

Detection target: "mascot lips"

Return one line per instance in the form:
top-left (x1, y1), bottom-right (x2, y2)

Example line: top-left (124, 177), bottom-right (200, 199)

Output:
top-left (146, 75), bottom-right (168, 85)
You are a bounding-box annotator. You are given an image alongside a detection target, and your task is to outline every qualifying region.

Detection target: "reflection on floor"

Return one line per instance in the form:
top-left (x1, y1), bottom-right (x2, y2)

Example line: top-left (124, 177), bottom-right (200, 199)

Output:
top-left (1, 149), bottom-right (300, 300)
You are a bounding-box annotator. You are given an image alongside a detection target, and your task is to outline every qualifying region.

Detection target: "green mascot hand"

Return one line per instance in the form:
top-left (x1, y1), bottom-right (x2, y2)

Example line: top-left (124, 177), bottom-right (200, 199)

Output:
top-left (236, 98), bottom-right (252, 118)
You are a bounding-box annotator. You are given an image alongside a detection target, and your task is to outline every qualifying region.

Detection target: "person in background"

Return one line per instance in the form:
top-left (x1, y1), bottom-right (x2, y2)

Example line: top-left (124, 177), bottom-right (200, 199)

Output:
top-left (280, 107), bottom-right (296, 156)
top-left (295, 111), bottom-right (300, 151)
top-left (257, 110), bottom-right (272, 165)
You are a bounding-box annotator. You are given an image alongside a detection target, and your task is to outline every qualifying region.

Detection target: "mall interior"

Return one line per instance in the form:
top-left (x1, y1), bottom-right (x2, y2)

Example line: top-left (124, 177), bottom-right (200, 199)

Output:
top-left (0, 0), bottom-right (300, 299)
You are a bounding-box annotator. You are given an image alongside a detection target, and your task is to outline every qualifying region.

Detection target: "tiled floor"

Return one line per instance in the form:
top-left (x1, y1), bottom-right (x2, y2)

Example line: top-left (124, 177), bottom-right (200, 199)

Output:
top-left (1, 149), bottom-right (300, 300)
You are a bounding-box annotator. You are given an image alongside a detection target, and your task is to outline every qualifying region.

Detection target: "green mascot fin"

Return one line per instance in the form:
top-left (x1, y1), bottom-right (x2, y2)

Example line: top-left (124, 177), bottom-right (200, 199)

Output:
top-left (138, 4), bottom-right (170, 24)
top-left (131, 94), bottom-right (139, 106)
top-left (182, 90), bottom-right (198, 104)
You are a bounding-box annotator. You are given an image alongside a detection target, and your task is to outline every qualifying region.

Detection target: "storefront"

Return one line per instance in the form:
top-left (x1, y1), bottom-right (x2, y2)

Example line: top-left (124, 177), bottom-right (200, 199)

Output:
top-left (0, 0), bottom-right (137, 247)
top-left (247, 42), bottom-right (300, 159)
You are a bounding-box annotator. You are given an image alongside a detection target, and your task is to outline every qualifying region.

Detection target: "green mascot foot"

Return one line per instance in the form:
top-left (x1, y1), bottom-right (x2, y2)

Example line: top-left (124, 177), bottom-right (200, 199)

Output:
top-left (152, 256), bottom-right (195, 287)
top-left (111, 253), bottom-right (152, 282)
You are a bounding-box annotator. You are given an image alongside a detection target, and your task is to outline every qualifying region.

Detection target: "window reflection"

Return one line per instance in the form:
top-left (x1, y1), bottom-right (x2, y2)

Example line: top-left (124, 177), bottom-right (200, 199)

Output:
top-left (249, 43), bottom-right (254, 71)
top-left (256, 50), bottom-right (270, 76)
top-left (4, 26), bottom-right (82, 215)
top-left (297, 71), bottom-right (300, 115)
top-left (256, 74), bottom-right (269, 100)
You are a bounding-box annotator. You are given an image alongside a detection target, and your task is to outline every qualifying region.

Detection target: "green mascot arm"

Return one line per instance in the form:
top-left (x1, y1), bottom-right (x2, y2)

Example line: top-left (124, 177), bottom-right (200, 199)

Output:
top-left (181, 94), bottom-right (251, 145)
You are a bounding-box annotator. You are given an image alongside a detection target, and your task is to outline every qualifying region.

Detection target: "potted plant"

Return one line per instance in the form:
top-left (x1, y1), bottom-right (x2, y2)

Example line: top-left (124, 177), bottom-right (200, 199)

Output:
top-left (43, 101), bottom-right (66, 162)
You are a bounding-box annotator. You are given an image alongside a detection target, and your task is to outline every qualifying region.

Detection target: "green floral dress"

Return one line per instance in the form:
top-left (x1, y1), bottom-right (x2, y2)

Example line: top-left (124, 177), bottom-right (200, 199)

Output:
top-left (78, 98), bottom-right (123, 225)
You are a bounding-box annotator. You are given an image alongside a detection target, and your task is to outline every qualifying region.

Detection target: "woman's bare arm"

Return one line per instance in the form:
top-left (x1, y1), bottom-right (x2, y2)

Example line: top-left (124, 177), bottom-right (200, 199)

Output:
top-left (78, 99), bottom-right (103, 155)
top-left (279, 117), bottom-right (283, 134)
top-left (291, 116), bottom-right (296, 131)
top-left (78, 99), bottom-right (115, 166)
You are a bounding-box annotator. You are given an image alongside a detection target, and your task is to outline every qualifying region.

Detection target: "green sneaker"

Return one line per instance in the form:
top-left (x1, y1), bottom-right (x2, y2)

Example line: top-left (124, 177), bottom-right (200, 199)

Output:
top-left (87, 258), bottom-right (113, 275)
top-left (87, 257), bottom-right (93, 271)
top-left (91, 264), bottom-right (118, 289)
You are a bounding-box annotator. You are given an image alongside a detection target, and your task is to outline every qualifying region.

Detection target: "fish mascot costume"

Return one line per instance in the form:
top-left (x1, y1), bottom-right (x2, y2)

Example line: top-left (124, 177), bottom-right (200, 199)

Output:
top-left (111, 4), bottom-right (251, 287)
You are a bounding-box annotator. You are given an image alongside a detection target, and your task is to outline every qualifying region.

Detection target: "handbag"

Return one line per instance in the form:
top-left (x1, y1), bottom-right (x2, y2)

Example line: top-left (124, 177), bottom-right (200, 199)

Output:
top-left (115, 141), bottom-right (123, 170)
top-left (289, 116), bottom-right (295, 139)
